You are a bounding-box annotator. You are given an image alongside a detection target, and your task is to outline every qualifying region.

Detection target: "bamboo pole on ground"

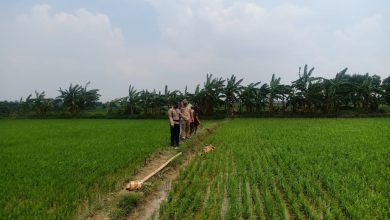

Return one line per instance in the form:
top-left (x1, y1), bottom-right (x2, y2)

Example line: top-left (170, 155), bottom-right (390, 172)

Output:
top-left (126, 152), bottom-right (182, 191)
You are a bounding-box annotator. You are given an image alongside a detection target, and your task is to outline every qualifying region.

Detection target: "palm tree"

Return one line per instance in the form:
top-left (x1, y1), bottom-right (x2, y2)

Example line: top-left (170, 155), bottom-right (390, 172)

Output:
top-left (224, 74), bottom-right (243, 116)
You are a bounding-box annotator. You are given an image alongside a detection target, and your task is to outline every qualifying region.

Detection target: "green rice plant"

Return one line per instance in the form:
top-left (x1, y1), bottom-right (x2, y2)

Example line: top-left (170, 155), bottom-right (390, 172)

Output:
top-left (210, 152), bottom-right (228, 219)
top-left (199, 152), bottom-right (221, 220)
top-left (157, 118), bottom-right (390, 219)
top-left (240, 177), bottom-right (252, 219)
top-left (110, 192), bottom-right (142, 219)
top-left (226, 151), bottom-right (240, 219)
top-left (0, 119), bottom-right (170, 219)
top-left (247, 149), bottom-right (265, 220)
top-left (182, 156), bottom-right (215, 219)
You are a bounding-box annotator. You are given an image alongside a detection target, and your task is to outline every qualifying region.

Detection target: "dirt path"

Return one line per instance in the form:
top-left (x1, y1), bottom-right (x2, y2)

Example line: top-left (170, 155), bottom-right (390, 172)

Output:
top-left (126, 127), bottom-right (213, 220)
top-left (87, 122), bottom-right (220, 220)
top-left (126, 157), bottom-right (179, 220)
top-left (87, 150), bottom-right (177, 220)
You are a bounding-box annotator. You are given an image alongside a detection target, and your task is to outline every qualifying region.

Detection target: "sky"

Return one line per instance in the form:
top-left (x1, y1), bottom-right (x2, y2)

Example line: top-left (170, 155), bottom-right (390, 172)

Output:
top-left (0, 0), bottom-right (389, 101)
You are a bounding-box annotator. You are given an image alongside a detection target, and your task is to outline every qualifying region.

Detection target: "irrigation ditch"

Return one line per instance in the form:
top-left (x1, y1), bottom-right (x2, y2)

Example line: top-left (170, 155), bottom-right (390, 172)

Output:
top-left (84, 121), bottom-right (223, 220)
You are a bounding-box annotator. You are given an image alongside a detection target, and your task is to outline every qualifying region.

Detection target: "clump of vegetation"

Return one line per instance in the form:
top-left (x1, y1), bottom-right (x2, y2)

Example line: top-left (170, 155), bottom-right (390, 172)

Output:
top-left (110, 193), bottom-right (142, 219)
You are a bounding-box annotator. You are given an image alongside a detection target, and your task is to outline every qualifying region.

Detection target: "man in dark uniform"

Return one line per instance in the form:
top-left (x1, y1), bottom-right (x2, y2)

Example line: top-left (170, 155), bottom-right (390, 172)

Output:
top-left (168, 102), bottom-right (181, 147)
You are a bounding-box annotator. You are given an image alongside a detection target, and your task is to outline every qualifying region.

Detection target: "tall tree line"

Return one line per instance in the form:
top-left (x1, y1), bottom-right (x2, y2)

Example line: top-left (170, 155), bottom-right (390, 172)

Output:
top-left (109, 65), bottom-right (390, 115)
top-left (0, 65), bottom-right (389, 117)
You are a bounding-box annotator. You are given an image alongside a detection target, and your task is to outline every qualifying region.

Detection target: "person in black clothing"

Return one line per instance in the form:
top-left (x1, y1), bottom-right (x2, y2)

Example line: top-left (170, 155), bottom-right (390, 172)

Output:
top-left (168, 102), bottom-right (181, 147)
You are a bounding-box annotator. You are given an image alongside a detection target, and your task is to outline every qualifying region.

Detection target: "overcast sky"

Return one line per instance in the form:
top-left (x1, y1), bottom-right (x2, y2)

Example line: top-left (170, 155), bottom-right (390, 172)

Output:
top-left (1, 0), bottom-right (389, 101)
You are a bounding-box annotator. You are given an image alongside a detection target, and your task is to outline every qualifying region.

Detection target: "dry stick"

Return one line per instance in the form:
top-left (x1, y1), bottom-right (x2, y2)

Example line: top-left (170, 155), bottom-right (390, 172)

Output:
top-left (126, 152), bottom-right (182, 190)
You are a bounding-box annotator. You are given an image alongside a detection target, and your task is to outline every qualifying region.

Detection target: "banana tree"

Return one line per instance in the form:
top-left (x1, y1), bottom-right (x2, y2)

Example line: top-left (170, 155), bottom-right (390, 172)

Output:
top-left (382, 76), bottom-right (390, 105)
top-left (355, 74), bottom-right (383, 112)
top-left (201, 74), bottom-right (225, 114)
top-left (292, 65), bottom-right (321, 112)
top-left (138, 89), bottom-right (163, 115)
top-left (126, 84), bottom-right (139, 115)
top-left (192, 84), bottom-right (202, 107)
top-left (58, 82), bottom-right (100, 114)
top-left (279, 85), bottom-right (291, 113)
top-left (31, 91), bottom-right (52, 115)
top-left (321, 68), bottom-right (354, 113)
top-left (239, 82), bottom-right (260, 113)
top-left (58, 84), bottom-right (82, 113)
top-left (18, 94), bottom-right (32, 115)
top-left (81, 82), bottom-right (101, 109)
top-left (150, 90), bottom-right (165, 115)
top-left (306, 80), bottom-right (324, 113)
top-left (164, 85), bottom-right (183, 106)
top-left (256, 83), bottom-right (270, 112)
top-left (269, 74), bottom-right (284, 113)
top-left (223, 74), bottom-right (243, 116)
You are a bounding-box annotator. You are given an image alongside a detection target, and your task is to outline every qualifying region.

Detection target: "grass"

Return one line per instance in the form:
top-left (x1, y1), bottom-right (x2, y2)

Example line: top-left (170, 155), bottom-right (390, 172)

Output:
top-left (0, 119), bottom-right (170, 219)
top-left (111, 192), bottom-right (143, 219)
top-left (158, 118), bottom-right (390, 219)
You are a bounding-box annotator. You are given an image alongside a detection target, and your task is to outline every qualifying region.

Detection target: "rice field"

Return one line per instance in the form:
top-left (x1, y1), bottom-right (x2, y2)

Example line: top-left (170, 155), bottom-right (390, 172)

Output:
top-left (1, 118), bottom-right (389, 219)
top-left (158, 118), bottom-right (390, 219)
top-left (0, 119), bottom-right (169, 219)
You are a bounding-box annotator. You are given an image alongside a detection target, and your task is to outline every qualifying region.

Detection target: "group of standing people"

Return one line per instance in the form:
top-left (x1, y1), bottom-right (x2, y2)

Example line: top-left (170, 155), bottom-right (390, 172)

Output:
top-left (168, 99), bottom-right (200, 147)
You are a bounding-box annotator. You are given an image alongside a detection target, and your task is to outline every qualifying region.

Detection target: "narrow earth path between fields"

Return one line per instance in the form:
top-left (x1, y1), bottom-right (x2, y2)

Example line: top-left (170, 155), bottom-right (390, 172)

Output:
top-left (126, 123), bottom-right (220, 220)
top-left (86, 150), bottom-right (177, 220)
top-left (87, 122), bottom-right (222, 220)
top-left (124, 156), bottom-right (179, 220)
